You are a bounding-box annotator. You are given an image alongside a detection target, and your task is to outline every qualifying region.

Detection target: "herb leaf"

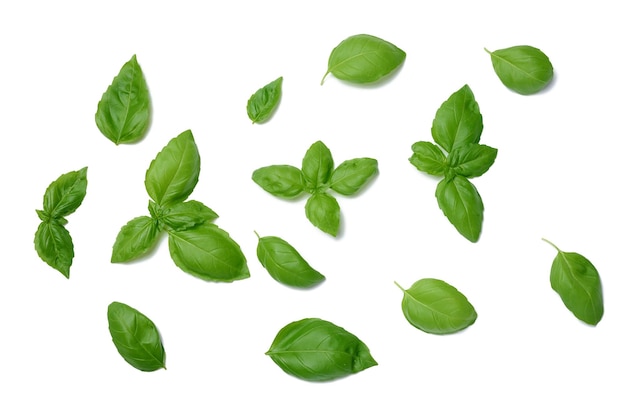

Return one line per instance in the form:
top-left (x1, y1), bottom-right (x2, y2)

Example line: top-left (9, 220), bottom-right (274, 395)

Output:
top-left (301, 140), bottom-right (334, 191)
top-left (159, 200), bottom-right (218, 231)
top-left (329, 157), bottom-right (378, 196)
top-left (435, 176), bottom-right (484, 242)
top-left (485, 45), bottom-right (554, 95)
top-left (107, 302), bottom-right (166, 372)
top-left (321, 34), bottom-right (405, 85)
top-left (251, 165), bottom-right (305, 199)
top-left (305, 193), bottom-right (340, 236)
top-left (431, 84), bottom-right (483, 153)
top-left (95, 55), bottom-right (151, 144)
top-left (247, 76), bottom-right (283, 123)
top-left (266, 318), bottom-right (377, 382)
top-left (542, 238), bottom-right (604, 325)
top-left (111, 216), bottom-right (161, 263)
top-left (447, 143), bottom-right (498, 178)
top-left (42, 167), bottom-right (88, 219)
top-left (395, 279), bottom-right (477, 335)
top-left (409, 141), bottom-right (447, 176)
top-left (34, 220), bottom-right (74, 278)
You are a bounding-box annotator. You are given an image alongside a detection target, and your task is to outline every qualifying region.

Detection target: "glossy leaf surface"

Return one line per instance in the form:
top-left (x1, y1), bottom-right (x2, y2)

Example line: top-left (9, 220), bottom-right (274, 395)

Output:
top-left (431, 84), bottom-right (483, 153)
top-left (158, 200), bottom-right (218, 231)
top-left (266, 318), bottom-right (377, 382)
top-left (329, 157), bottom-right (378, 196)
top-left (486, 45), bottom-right (553, 95)
top-left (111, 216), bottom-right (160, 263)
top-left (34, 220), bottom-right (73, 278)
top-left (409, 141), bottom-right (447, 176)
top-left (252, 165), bottom-right (305, 199)
top-left (247, 76), bottom-right (283, 123)
top-left (436, 176), bottom-right (483, 242)
top-left (301, 140), bottom-right (334, 191)
top-left (42, 167), bottom-right (88, 219)
top-left (305, 193), bottom-right (340, 236)
top-left (447, 143), bottom-right (497, 178)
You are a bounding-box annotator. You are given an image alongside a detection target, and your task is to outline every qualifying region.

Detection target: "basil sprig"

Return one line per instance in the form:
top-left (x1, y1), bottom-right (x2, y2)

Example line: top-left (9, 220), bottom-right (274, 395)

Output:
top-left (252, 140), bottom-right (377, 236)
top-left (409, 84), bottom-right (497, 242)
top-left (247, 76), bottom-right (283, 123)
top-left (485, 45), bottom-right (554, 95)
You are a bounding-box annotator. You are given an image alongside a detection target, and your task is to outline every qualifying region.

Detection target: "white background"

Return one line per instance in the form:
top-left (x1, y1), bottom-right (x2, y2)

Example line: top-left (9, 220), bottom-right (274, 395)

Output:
top-left (1, 1), bottom-right (624, 415)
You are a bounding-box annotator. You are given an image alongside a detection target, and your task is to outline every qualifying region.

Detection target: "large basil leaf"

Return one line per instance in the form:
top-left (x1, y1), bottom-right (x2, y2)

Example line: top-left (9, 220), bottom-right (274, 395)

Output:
top-left (158, 200), bottom-right (218, 231)
top-left (95, 55), bottom-right (151, 144)
top-left (247, 76), bottom-right (283, 124)
top-left (447, 143), bottom-right (498, 178)
top-left (145, 130), bottom-right (200, 207)
top-left (329, 157), bottom-right (378, 196)
top-left (42, 167), bottom-right (88, 219)
top-left (409, 141), bottom-right (447, 176)
top-left (486, 45), bottom-right (554, 95)
top-left (266, 318), bottom-right (377, 382)
top-left (305, 193), bottom-right (340, 236)
top-left (301, 140), bottom-right (334, 191)
top-left (435, 176), bottom-right (483, 242)
top-left (321, 34), bottom-right (405, 84)
top-left (107, 302), bottom-right (166, 372)
top-left (251, 165), bottom-right (305, 199)
top-left (395, 279), bottom-right (477, 334)
top-left (543, 239), bottom-right (603, 325)
top-left (111, 216), bottom-right (161, 263)
top-left (34, 220), bottom-right (74, 278)
top-left (168, 223), bottom-right (250, 282)
top-left (431, 84), bottom-right (483, 153)
top-left (255, 233), bottom-right (325, 288)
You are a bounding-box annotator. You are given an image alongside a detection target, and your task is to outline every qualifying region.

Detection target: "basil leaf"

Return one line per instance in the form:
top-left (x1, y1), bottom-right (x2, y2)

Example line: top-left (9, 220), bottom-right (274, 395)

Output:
top-left (542, 239), bottom-right (604, 325)
top-left (107, 302), bottom-right (166, 372)
top-left (321, 34), bottom-right (405, 85)
top-left (34, 220), bottom-right (73, 278)
top-left (305, 193), bottom-right (340, 236)
top-left (329, 157), bottom-right (378, 196)
top-left (251, 165), bottom-right (305, 199)
top-left (145, 130), bottom-right (200, 207)
top-left (301, 140), bottom-right (334, 191)
top-left (395, 279), bottom-right (477, 335)
top-left (486, 45), bottom-right (554, 95)
top-left (247, 76), bottom-right (283, 124)
top-left (409, 141), bottom-right (447, 176)
top-left (447, 143), bottom-right (498, 178)
top-left (266, 318), bottom-right (377, 382)
top-left (431, 84), bottom-right (483, 153)
top-left (159, 200), bottom-right (218, 231)
top-left (435, 176), bottom-right (483, 242)
top-left (95, 55), bottom-right (151, 144)
top-left (255, 233), bottom-right (325, 288)
top-left (111, 216), bottom-right (161, 263)
top-left (168, 223), bottom-right (250, 282)
top-left (42, 167), bottom-right (88, 219)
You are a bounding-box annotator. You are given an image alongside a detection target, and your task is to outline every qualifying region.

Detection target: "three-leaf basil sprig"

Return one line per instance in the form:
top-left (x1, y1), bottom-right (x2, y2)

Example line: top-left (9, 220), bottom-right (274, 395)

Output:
top-left (252, 140), bottom-right (378, 236)
top-left (409, 84), bottom-right (497, 242)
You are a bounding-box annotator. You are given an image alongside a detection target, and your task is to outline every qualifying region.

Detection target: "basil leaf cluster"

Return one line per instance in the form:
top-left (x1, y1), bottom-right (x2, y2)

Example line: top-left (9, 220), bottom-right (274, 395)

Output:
top-left (409, 85), bottom-right (497, 242)
top-left (246, 76), bottom-right (283, 123)
top-left (34, 167), bottom-right (88, 278)
top-left (252, 140), bottom-right (378, 236)
top-left (485, 45), bottom-right (554, 95)
top-left (111, 130), bottom-right (249, 282)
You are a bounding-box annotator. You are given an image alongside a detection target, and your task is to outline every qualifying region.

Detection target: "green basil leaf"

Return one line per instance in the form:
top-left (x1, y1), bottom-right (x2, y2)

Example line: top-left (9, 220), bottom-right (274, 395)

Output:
top-left (247, 76), bottom-right (283, 124)
top-left (301, 141), bottom-right (334, 191)
top-left (447, 143), bottom-right (498, 178)
top-left (168, 223), bottom-right (250, 282)
top-left (329, 157), bottom-right (378, 196)
top-left (435, 176), bottom-right (483, 242)
top-left (542, 239), bottom-right (604, 325)
top-left (107, 302), bottom-right (166, 372)
top-left (34, 220), bottom-right (73, 278)
top-left (160, 200), bottom-right (218, 231)
top-left (252, 165), bottom-right (305, 199)
top-left (95, 55), bottom-right (151, 144)
top-left (145, 130), bottom-right (200, 207)
top-left (409, 141), bottom-right (447, 176)
top-left (266, 318), bottom-right (377, 382)
top-left (485, 45), bottom-right (554, 95)
top-left (431, 84), bottom-right (483, 153)
top-left (42, 167), bottom-right (88, 219)
top-left (111, 216), bottom-right (161, 263)
top-left (395, 279), bottom-right (477, 335)
top-left (305, 193), bottom-right (340, 236)
top-left (321, 34), bottom-right (405, 84)
top-left (255, 233), bottom-right (325, 288)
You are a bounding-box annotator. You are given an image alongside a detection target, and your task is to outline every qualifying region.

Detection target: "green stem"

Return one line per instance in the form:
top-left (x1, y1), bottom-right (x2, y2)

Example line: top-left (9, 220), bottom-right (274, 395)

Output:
top-left (541, 237), bottom-right (561, 252)
top-left (393, 281), bottom-right (405, 292)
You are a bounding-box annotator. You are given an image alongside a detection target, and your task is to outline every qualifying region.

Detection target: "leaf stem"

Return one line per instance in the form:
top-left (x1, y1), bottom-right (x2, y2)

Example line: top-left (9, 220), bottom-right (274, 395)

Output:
top-left (393, 281), bottom-right (405, 292)
top-left (484, 47), bottom-right (492, 55)
top-left (541, 237), bottom-right (561, 252)
top-left (253, 230), bottom-right (261, 240)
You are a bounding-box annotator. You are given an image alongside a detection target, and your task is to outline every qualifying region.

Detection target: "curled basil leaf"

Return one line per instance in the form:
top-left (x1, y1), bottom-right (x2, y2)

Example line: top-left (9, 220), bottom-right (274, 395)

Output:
top-left (485, 45), bottom-right (554, 95)
top-left (247, 76), bottom-right (283, 123)
top-left (159, 200), bottom-right (218, 231)
top-left (111, 216), bottom-right (160, 263)
top-left (305, 193), bottom-right (340, 237)
top-left (34, 220), bottom-right (74, 278)
top-left (301, 140), bottom-right (334, 191)
top-left (447, 143), bottom-right (498, 178)
top-left (436, 176), bottom-right (484, 243)
top-left (409, 142), bottom-right (447, 177)
top-left (266, 318), bottom-right (377, 382)
top-left (329, 158), bottom-right (378, 196)
top-left (107, 302), bottom-right (166, 372)
top-left (42, 167), bottom-right (88, 219)
top-left (252, 165), bottom-right (305, 199)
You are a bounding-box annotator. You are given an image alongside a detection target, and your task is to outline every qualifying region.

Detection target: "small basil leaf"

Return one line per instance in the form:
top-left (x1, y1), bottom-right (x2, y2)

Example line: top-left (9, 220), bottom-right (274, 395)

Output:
top-left (266, 318), bottom-right (377, 382)
top-left (431, 84), bottom-right (483, 153)
top-left (255, 233), bottom-right (325, 288)
top-left (447, 143), bottom-right (498, 178)
top-left (111, 216), bottom-right (160, 263)
top-left (542, 239), bottom-right (604, 325)
top-left (168, 223), bottom-right (250, 282)
top-left (34, 220), bottom-right (73, 278)
top-left (247, 76), bottom-right (283, 124)
top-left (42, 167), bottom-right (88, 219)
top-left (305, 193), bottom-right (340, 236)
top-left (160, 200), bottom-right (218, 231)
top-left (395, 279), bottom-right (477, 335)
top-left (107, 302), bottom-right (166, 372)
top-left (486, 45), bottom-right (554, 95)
top-left (321, 34), bottom-right (405, 84)
top-left (329, 157), bottom-right (378, 196)
top-left (435, 176), bottom-right (483, 242)
top-left (409, 142), bottom-right (447, 176)
top-left (252, 165), bottom-right (305, 199)
top-left (95, 55), bottom-right (151, 144)
top-left (145, 130), bottom-right (200, 207)
top-left (301, 141), bottom-right (334, 191)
